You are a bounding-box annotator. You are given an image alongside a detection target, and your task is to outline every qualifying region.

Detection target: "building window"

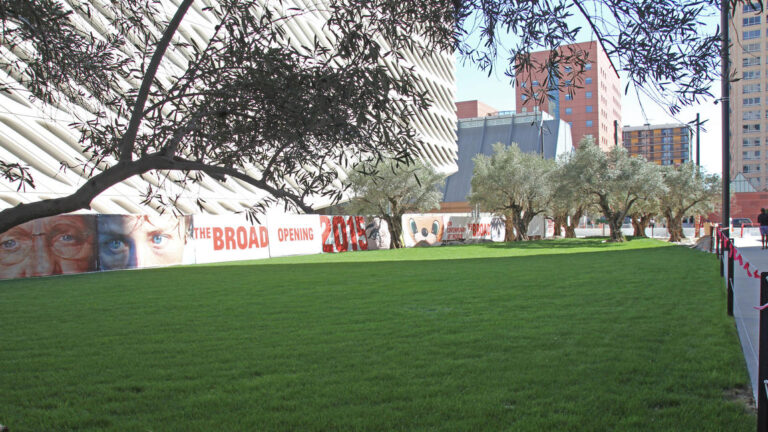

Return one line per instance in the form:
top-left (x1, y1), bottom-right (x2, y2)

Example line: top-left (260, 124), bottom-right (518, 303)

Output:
top-left (745, 164), bottom-right (762, 173)
top-left (745, 70), bottom-right (761, 80)
top-left (568, 122), bottom-right (573, 128)
top-left (585, 77), bottom-right (592, 84)
top-left (744, 83), bottom-right (762, 93)
top-left (680, 134), bottom-right (689, 144)
top-left (744, 29), bottom-right (761, 40)
top-left (564, 66), bottom-right (572, 73)
top-left (565, 107), bottom-right (572, 115)
top-left (565, 94), bottom-right (573, 101)
top-left (585, 91), bottom-right (593, 99)
top-left (744, 123), bottom-right (762, 133)
top-left (681, 151), bottom-right (689, 160)
top-left (564, 79), bottom-right (572, 86)
top-left (521, 94), bottom-right (527, 101)
top-left (662, 136), bottom-right (673, 144)
top-left (586, 120), bottom-right (593, 127)
top-left (744, 150), bottom-right (762, 160)
top-left (745, 97), bottom-right (762, 106)
top-left (745, 110), bottom-right (761, 120)
top-left (744, 43), bottom-right (762, 53)
top-left (585, 63), bottom-right (592, 70)
top-left (532, 80), bottom-right (539, 86)
top-left (586, 105), bottom-right (593, 113)
top-left (661, 128), bottom-right (673, 137)
top-left (744, 16), bottom-right (761, 26)
top-left (745, 2), bottom-right (761, 13)
top-left (745, 138), bottom-right (761, 147)
top-left (744, 56), bottom-right (761, 67)
top-left (662, 144), bottom-right (672, 151)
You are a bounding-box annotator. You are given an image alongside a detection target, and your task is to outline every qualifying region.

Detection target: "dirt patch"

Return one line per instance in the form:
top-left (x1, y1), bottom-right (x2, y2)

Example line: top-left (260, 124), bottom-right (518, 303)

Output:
top-left (724, 385), bottom-right (756, 414)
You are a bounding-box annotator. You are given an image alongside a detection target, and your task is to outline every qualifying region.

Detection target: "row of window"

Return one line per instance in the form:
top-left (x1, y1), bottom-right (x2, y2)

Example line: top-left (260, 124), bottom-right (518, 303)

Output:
top-left (521, 77), bottom-right (593, 88)
top-left (520, 91), bottom-right (593, 102)
top-left (744, 150), bottom-right (762, 160)
top-left (745, 3), bottom-right (762, 13)
top-left (744, 164), bottom-right (762, 173)
top-left (745, 123), bottom-right (762, 133)
top-left (742, 110), bottom-right (768, 120)
top-left (745, 96), bottom-right (762, 106)
top-left (744, 70), bottom-right (761, 80)
top-left (744, 138), bottom-right (768, 147)
top-left (744, 16), bottom-right (762, 27)
top-left (563, 106), bottom-right (594, 114)
top-left (566, 120), bottom-right (595, 128)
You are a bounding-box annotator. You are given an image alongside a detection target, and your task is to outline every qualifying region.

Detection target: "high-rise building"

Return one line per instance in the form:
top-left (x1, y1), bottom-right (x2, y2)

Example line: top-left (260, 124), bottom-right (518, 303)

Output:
top-left (622, 123), bottom-right (694, 165)
top-left (514, 41), bottom-right (622, 151)
top-left (732, 3), bottom-right (767, 190)
top-left (0, 1), bottom-right (457, 215)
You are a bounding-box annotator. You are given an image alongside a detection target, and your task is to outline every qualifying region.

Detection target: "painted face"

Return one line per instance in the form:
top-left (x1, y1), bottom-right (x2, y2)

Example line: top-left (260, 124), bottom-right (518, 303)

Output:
top-left (98, 215), bottom-right (187, 270)
top-left (0, 215), bottom-right (96, 279)
top-left (408, 216), bottom-right (443, 247)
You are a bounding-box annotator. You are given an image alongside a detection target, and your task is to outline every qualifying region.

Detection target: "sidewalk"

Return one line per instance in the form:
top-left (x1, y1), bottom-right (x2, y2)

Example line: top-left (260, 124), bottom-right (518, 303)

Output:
top-left (727, 236), bottom-right (767, 403)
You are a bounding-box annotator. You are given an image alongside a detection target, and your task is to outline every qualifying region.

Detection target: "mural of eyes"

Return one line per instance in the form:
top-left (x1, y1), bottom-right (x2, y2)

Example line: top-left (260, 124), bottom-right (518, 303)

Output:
top-left (432, 220), bottom-right (439, 236)
top-left (151, 234), bottom-right (168, 246)
top-left (410, 219), bottom-right (417, 235)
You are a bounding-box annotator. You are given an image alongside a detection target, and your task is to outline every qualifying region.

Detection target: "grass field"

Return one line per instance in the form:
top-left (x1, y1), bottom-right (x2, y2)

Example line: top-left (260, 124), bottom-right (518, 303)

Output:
top-left (0, 238), bottom-right (755, 431)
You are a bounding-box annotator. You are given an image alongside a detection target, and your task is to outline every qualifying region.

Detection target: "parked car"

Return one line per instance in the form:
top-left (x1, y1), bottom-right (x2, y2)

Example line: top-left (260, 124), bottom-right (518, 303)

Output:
top-left (732, 218), bottom-right (753, 228)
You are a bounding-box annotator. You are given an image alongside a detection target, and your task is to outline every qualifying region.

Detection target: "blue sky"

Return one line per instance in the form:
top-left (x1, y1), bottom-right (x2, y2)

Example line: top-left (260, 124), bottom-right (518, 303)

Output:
top-left (452, 9), bottom-right (724, 176)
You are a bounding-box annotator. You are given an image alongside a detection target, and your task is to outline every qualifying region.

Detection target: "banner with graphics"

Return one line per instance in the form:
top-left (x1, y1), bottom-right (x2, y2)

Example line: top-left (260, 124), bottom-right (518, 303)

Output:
top-left (191, 214), bottom-right (269, 264)
top-left (363, 217), bottom-right (391, 250)
top-left (402, 214), bottom-right (446, 247)
top-left (267, 214), bottom-right (322, 258)
top-left (320, 215), bottom-right (369, 253)
top-left (0, 214), bottom-right (98, 279)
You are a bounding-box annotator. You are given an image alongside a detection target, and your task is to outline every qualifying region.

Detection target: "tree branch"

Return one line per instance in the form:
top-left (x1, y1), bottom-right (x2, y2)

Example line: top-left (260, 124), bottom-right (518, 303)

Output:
top-left (118, 0), bottom-right (195, 162)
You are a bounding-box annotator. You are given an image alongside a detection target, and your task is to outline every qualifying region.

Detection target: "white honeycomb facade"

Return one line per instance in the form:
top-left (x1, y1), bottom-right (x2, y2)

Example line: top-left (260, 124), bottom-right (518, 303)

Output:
top-left (0, 0), bottom-right (457, 216)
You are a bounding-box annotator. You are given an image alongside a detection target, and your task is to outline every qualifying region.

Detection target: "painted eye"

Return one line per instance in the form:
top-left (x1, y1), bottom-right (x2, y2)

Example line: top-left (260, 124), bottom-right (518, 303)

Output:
top-left (432, 221), bottom-right (439, 235)
top-left (151, 235), bottom-right (166, 245)
top-left (410, 219), bottom-right (417, 234)
top-left (107, 239), bottom-right (124, 251)
top-left (59, 234), bottom-right (75, 242)
top-left (1, 239), bottom-right (17, 249)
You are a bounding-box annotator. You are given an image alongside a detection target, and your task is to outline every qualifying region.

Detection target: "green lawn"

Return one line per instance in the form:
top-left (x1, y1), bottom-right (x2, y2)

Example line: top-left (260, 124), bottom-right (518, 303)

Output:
top-left (0, 238), bottom-right (754, 431)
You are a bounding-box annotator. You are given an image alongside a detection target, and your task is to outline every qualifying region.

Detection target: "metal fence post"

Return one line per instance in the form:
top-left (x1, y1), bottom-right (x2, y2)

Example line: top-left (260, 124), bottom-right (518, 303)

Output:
top-left (759, 272), bottom-right (768, 432)
top-left (728, 243), bottom-right (734, 316)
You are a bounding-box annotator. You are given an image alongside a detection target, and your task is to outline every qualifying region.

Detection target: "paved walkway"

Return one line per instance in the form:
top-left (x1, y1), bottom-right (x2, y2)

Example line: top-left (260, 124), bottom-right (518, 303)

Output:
top-left (727, 236), bottom-right (767, 402)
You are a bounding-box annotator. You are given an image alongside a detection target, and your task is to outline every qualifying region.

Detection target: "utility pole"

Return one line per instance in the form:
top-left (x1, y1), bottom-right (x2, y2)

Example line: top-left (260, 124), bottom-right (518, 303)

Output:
top-left (614, 120), bottom-right (619, 147)
top-left (696, 113), bottom-right (700, 167)
top-left (721, 1), bottom-right (730, 229)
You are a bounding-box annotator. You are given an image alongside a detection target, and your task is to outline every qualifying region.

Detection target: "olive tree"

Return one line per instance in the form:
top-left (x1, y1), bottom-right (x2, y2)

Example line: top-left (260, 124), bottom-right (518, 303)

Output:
top-left (344, 160), bottom-right (444, 249)
top-left (469, 143), bottom-right (556, 241)
top-left (658, 163), bottom-right (720, 242)
top-left (562, 140), bottom-right (665, 242)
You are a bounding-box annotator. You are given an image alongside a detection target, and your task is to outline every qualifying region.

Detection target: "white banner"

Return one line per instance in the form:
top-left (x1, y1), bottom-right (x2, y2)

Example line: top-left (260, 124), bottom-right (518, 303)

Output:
top-left (191, 214), bottom-right (270, 264)
top-left (267, 214), bottom-right (322, 257)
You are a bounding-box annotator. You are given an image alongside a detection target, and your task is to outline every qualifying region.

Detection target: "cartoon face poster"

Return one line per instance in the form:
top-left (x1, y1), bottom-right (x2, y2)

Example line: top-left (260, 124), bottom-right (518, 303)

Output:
top-left (402, 214), bottom-right (444, 247)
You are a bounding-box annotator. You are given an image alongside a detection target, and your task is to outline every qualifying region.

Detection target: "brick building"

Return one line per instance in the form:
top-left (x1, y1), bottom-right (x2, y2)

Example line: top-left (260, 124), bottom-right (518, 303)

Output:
top-left (514, 41), bottom-right (622, 150)
top-left (622, 123), bottom-right (694, 165)
top-left (456, 100), bottom-right (499, 119)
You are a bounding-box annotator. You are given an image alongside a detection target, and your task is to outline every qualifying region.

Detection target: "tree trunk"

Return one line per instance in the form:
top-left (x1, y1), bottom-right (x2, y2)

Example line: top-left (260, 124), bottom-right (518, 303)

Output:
top-left (503, 215), bottom-right (516, 242)
top-left (631, 215), bottom-right (645, 237)
top-left (384, 214), bottom-right (404, 248)
top-left (665, 211), bottom-right (685, 242)
top-left (565, 208), bottom-right (582, 239)
top-left (607, 215), bottom-right (625, 242)
top-left (553, 215), bottom-right (567, 237)
top-left (514, 212), bottom-right (532, 241)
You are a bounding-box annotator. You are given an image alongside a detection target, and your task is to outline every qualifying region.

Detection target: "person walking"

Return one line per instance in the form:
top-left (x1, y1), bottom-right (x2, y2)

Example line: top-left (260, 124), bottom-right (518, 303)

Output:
top-left (759, 208), bottom-right (768, 249)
